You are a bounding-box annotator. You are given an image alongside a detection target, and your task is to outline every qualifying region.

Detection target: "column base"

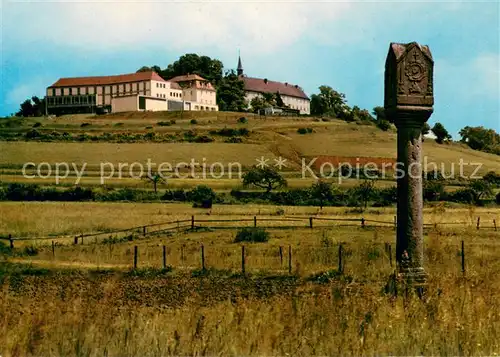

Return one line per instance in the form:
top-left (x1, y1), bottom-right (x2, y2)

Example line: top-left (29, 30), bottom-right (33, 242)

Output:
top-left (384, 268), bottom-right (428, 298)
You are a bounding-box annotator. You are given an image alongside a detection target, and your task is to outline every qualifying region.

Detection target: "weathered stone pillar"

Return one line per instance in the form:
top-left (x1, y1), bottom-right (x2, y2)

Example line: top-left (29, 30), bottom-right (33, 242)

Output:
top-left (384, 42), bottom-right (434, 284)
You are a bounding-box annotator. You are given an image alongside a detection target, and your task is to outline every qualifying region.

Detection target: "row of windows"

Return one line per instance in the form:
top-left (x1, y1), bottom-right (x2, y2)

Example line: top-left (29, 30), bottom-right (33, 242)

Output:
top-left (194, 105), bottom-right (216, 111)
top-left (47, 95), bottom-right (96, 106)
top-left (156, 82), bottom-right (166, 88)
top-left (50, 82), bottom-right (148, 97)
top-left (156, 92), bottom-right (183, 99)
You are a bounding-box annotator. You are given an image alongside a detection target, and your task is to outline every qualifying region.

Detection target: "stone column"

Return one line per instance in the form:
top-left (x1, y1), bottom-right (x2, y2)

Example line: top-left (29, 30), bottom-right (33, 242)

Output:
top-left (392, 107), bottom-right (432, 282)
top-left (384, 42), bottom-right (434, 285)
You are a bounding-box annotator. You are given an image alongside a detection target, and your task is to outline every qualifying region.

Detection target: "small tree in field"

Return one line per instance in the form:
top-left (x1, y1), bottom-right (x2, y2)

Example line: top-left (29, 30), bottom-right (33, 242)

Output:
top-left (432, 122), bottom-right (451, 144)
top-left (188, 185), bottom-right (216, 208)
top-left (143, 171), bottom-right (166, 193)
top-left (310, 180), bottom-right (334, 209)
top-left (469, 179), bottom-right (493, 202)
top-left (354, 179), bottom-right (376, 211)
top-left (243, 166), bottom-right (287, 193)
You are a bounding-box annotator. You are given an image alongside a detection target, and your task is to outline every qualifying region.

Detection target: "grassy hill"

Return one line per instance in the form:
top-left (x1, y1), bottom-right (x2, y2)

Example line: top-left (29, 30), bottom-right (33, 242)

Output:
top-left (0, 111), bottom-right (498, 190)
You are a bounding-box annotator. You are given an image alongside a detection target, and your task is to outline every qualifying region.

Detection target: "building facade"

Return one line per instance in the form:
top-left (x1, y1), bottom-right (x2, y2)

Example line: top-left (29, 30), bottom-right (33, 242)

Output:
top-left (45, 71), bottom-right (218, 115)
top-left (168, 74), bottom-right (218, 111)
top-left (236, 56), bottom-right (310, 115)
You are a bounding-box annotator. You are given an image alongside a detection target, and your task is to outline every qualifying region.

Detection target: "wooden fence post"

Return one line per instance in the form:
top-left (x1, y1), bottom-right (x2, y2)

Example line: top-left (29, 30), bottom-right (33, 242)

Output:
top-left (461, 240), bottom-right (465, 275)
top-left (288, 245), bottom-right (292, 274)
top-left (241, 245), bottom-right (246, 274)
top-left (361, 218), bottom-right (365, 228)
top-left (9, 234), bottom-right (13, 249)
top-left (74, 236), bottom-right (78, 245)
top-left (52, 241), bottom-right (55, 257)
top-left (134, 246), bottom-right (138, 269)
top-left (80, 234), bottom-right (84, 245)
top-left (143, 226), bottom-right (147, 237)
top-left (191, 215), bottom-right (195, 229)
top-left (394, 216), bottom-right (397, 230)
top-left (388, 244), bottom-right (393, 267)
top-left (254, 216), bottom-right (257, 227)
top-left (494, 219), bottom-right (497, 231)
top-left (476, 217), bottom-right (480, 230)
top-left (162, 245), bottom-right (166, 269)
top-left (309, 217), bottom-right (313, 229)
top-left (279, 246), bottom-right (283, 266)
top-left (338, 244), bottom-right (343, 273)
top-left (201, 244), bottom-right (206, 271)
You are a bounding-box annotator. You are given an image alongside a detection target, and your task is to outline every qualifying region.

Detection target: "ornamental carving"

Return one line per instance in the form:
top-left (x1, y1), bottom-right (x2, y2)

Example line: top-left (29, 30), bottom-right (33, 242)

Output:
top-left (384, 42), bottom-right (434, 110)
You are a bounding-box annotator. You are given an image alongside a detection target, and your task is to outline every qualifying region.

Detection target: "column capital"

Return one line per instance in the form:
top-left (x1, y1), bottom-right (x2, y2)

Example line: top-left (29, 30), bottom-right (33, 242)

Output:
top-left (386, 105), bottom-right (433, 129)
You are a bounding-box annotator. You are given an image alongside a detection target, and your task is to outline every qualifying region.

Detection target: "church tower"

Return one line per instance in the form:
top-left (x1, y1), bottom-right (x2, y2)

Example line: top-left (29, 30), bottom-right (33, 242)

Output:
top-left (237, 52), bottom-right (244, 76)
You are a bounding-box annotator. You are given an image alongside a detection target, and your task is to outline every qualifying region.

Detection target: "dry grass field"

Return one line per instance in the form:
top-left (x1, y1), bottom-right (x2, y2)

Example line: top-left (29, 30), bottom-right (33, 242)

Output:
top-left (1, 112), bottom-right (499, 356)
top-left (1, 201), bottom-right (499, 356)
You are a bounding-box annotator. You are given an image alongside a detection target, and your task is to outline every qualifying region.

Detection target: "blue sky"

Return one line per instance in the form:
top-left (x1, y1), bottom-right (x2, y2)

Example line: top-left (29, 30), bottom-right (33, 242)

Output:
top-left (1, 0), bottom-right (499, 137)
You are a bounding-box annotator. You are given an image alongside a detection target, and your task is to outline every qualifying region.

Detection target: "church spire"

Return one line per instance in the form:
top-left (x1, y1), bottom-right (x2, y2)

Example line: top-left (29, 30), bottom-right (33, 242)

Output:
top-left (237, 50), bottom-right (243, 76)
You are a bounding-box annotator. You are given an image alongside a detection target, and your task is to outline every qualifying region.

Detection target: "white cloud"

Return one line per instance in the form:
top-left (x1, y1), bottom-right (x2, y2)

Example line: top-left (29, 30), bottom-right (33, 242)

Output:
top-left (3, 0), bottom-right (356, 55)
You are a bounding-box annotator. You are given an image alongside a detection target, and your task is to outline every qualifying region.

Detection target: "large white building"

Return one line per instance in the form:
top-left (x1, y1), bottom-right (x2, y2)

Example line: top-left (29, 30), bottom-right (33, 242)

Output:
top-left (236, 56), bottom-right (310, 115)
top-left (45, 71), bottom-right (218, 115)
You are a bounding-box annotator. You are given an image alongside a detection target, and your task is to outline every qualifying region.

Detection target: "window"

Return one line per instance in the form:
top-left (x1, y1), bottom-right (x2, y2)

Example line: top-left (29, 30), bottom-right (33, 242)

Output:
top-left (51, 88), bottom-right (55, 96)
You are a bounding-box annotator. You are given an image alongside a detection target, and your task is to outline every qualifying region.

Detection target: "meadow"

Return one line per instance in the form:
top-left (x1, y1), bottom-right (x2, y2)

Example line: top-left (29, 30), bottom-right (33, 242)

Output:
top-left (1, 112), bottom-right (499, 356)
top-left (1, 201), bottom-right (499, 356)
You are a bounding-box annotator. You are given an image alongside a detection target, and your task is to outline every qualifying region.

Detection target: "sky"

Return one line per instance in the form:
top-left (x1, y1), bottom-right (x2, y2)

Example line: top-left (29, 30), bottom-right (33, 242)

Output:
top-left (1, 0), bottom-right (499, 137)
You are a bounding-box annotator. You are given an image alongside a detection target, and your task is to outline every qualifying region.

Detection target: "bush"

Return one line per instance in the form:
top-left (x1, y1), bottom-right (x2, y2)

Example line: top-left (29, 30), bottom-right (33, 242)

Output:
top-left (376, 120), bottom-right (391, 131)
top-left (238, 117), bottom-right (248, 124)
top-left (190, 119), bottom-right (198, 124)
top-left (234, 227), bottom-right (270, 243)
top-left (225, 137), bottom-right (243, 143)
top-left (496, 192), bottom-right (500, 205)
top-left (23, 245), bottom-right (39, 256)
top-left (157, 121), bottom-right (171, 126)
top-left (170, 119), bottom-right (176, 124)
top-left (188, 185), bottom-right (216, 206)
top-left (32, 122), bottom-right (42, 128)
top-left (297, 127), bottom-right (313, 134)
top-left (80, 122), bottom-right (91, 127)
top-left (448, 188), bottom-right (476, 204)
top-left (25, 129), bottom-right (41, 139)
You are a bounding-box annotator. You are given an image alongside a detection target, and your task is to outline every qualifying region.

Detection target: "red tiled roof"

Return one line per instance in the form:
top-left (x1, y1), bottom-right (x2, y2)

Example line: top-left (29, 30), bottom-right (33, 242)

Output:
top-left (239, 75), bottom-right (309, 100)
top-left (168, 74), bottom-right (207, 82)
top-left (168, 81), bottom-right (182, 90)
top-left (48, 71), bottom-right (166, 88)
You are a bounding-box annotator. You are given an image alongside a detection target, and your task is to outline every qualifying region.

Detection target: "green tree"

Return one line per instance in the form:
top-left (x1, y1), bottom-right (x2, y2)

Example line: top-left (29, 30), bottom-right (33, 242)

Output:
top-left (275, 92), bottom-right (285, 107)
top-left (143, 170), bottom-right (166, 193)
top-left (432, 122), bottom-right (451, 144)
top-left (310, 180), bottom-right (334, 209)
top-left (354, 179), bottom-right (376, 211)
top-left (469, 179), bottom-right (493, 202)
top-left (217, 70), bottom-right (247, 112)
top-left (137, 65), bottom-right (162, 73)
top-left (188, 185), bottom-right (216, 207)
top-left (16, 96), bottom-right (46, 117)
top-left (372, 106), bottom-right (386, 121)
top-left (161, 54), bottom-right (223, 85)
top-left (243, 166), bottom-right (287, 193)
top-left (310, 85), bottom-right (348, 117)
top-left (459, 126), bottom-right (499, 154)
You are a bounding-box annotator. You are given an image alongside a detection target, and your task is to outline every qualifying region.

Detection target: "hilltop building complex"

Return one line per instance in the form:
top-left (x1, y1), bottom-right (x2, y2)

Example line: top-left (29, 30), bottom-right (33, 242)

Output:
top-left (45, 71), bottom-right (218, 115)
top-left (237, 56), bottom-right (310, 115)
